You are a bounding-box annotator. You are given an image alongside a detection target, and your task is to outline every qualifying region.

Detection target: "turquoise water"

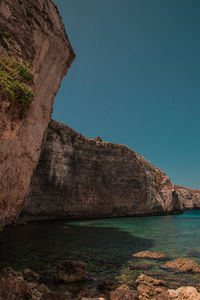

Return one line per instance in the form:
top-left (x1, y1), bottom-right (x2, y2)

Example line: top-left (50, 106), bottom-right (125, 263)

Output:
top-left (0, 210), bottom-right (200, 292)
top-left (71, 210), bottom-right (200, 259)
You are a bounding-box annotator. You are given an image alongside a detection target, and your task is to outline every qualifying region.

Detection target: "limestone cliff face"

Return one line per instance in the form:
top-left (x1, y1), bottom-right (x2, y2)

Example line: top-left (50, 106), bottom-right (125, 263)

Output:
top-left (21, 120), bottom-right (200, 221)
top-left (0, 0), bottom-right (75, 226)
top-left (175, 186), bottom-right (200, 210)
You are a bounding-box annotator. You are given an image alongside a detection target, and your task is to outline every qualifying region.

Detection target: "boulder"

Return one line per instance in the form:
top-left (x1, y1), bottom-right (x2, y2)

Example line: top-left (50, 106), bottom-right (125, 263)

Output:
top-left (196, 283), bottom-right (200, 292)
top-left (37, 284), bottom-right (50, 295)
top-left (110, 285), bottom-right (138, 300)
top-left (0, 275), bottom-right (32, 300)
top-left (136, 274), bottom-right (169, 300)
top-left (0, 268), bottom-right (73, 300)
top-left (168, 286), bottom-right (200, 300)
top-left (133, 251), bottom-right (168, 260)
top-left (2, 267), bottom-right (22, 278)
top-left (54, 260), bottom-right (87, 283)
top-left (23, 268), bottom-right (40, 282)
top-left (161, 258), bottom-right (200, 273)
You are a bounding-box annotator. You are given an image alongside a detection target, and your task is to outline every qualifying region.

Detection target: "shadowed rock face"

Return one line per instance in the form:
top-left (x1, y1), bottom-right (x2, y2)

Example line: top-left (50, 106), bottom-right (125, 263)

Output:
top-left (21, 120), bottom-right (200, 221)
top-left (0, 0), bottom-right (75, 226)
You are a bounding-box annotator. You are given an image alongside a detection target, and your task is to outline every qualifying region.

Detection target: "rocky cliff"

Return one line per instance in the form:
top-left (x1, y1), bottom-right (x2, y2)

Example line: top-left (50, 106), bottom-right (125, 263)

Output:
top-left (20, 120), bottom-right (200, 221)
top-left (175, 185), bottom-right (200, 210)
top-left (0, 0), bottom-right (75, 226)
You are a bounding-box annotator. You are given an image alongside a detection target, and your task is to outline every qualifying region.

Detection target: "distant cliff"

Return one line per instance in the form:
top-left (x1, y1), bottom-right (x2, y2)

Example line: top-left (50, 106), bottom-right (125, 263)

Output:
top-left (175, 185), bottom-right (200, 210)
top-left (20, 120), bottom-right (200, 221)
top-left (0, 0), bottom-right (75, 226)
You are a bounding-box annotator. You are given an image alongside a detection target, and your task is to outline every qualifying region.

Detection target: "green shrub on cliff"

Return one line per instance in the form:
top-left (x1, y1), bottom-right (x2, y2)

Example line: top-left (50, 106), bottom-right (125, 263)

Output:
top-left (0, 55), bottom-right (34, 118)
top-left (94, 136), bottom-right (103, 142)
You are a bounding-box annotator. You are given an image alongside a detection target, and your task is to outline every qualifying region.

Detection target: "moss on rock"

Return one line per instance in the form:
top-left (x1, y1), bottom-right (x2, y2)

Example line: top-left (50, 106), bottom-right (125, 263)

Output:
top-left (0, 55), bottom-right (34, 118)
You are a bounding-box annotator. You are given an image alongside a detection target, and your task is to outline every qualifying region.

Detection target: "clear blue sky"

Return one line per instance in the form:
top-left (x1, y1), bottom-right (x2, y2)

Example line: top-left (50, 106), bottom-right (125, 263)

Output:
top-left (52, 0), bottom-right (200, 189)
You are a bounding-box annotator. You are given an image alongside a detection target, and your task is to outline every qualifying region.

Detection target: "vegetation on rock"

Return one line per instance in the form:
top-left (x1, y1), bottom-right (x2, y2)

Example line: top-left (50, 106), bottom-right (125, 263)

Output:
top-left (94, 136), bottom-right (103, 142)
top-left (154, 170), bottom-right (163, 191)
top-left (0, 55), bottom-right (34, 118)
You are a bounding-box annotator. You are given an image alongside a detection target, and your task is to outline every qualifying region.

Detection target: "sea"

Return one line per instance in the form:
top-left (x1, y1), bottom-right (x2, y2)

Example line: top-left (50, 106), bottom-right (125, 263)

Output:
top-left (0, 210), bottom-right (200, 293)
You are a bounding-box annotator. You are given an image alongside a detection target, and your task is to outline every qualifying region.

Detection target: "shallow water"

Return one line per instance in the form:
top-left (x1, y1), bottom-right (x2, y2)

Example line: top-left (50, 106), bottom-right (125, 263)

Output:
top-left (72, 210), bottom-right (200, 259)
top-left (0, 210), bottom-right (200, 292)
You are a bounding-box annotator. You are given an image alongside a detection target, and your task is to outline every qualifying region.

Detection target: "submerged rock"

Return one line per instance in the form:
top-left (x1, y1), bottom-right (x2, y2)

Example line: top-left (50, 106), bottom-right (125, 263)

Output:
top-left (97, 278), bottom-right (118, 292)
top-left (76, 288), bottom-right (95, 300)
top-left (133, 251), bottom-right (168, 260)
top-left (161, 258), bottom-right (200, 273)
top-left (41, 292), bottom-right (68, 300)
top-left (187, 249), bottom-right (200, 258)
top-left (54, 260), bottom-right (87, 283)
top-left (130, 264), bottom-right (152, 270)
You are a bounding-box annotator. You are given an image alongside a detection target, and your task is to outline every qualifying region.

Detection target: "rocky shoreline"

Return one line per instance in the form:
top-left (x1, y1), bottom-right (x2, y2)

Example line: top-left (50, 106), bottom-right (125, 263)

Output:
top-left (1, 251), bottom-right (200, 299)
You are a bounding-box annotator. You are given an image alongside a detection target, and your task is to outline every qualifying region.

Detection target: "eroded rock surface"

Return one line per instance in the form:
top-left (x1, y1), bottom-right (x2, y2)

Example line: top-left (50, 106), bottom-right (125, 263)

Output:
top-left (168, 286), bottom-right (200, 300)
top-left (0, 0), bottom-right (75, 226)
top-left (0, 267), bottom-right (68, 300)
top-left (23, 268), bottom-right (40, 283)
top-left (161, 258), bottom-right (200, 273)
top-left (133, 251), bottom-right (168, 260)
top-left (136, 274), bottom-right (169, 300)
top-left (110, 285), bottom-right (138, 300)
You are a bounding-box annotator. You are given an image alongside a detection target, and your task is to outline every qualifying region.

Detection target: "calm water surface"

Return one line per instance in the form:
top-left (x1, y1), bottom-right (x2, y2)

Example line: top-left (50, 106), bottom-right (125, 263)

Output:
top-left (0, 210), bottom-right (200, 291)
